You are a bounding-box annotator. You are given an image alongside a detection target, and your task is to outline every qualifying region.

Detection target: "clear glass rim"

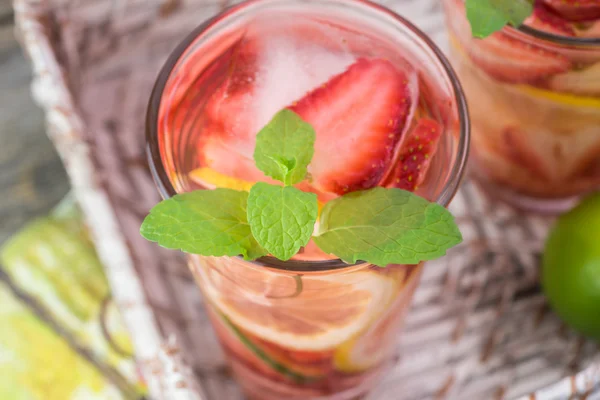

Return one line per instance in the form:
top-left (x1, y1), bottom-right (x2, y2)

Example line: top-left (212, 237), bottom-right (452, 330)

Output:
top-left (514, 24), bottom-right (600, 47)
top-left (445, 0), bottom-right (600, 46)
top-left (146, 0), bottom-right (470, 273)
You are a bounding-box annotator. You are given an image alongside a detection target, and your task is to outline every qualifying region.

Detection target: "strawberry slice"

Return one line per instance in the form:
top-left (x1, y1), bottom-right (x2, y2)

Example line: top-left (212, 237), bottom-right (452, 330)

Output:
top-left (162, 39), bottom-right (245, 168)
top-left (468, 31), bottom-right (571, 83)
top-left (196, 39), bottom-right (270, 183)
top-left (543, 0), bottom-right (600, 22)
top-left (577, 20), bottom-right (600, 37)
top-left (290, 58), bottom-right (416, 195)
top-left (203, 39), bottom-right (261, 155)
top-left (388, 118), bottom-right (441, 192)
top-left (196, 123), bottom-right (271, 184)
top-left (526, 2), bottom-right (575, 36)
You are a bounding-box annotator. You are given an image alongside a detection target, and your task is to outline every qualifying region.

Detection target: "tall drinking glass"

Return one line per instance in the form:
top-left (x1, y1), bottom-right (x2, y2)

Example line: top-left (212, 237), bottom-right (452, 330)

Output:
top-left (146, 0), bottom-right (469, 398)
top-left (443, 0), bottom-right (600, 213)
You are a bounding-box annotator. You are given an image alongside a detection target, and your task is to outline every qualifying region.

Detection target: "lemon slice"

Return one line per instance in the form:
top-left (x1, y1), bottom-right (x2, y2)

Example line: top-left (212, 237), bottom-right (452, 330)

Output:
top-left (189, 167), bottom-right (255, 191)
top-left (333, 265), bottom-right (422, 372)
top-left (448, 31), bottom-right (600, 109)
top-left (197, 258), bottom-right (402, 352)
top-left (189, 167), bottom-right (326, 214)
top-left (514, 84), bottom-right (600, 109)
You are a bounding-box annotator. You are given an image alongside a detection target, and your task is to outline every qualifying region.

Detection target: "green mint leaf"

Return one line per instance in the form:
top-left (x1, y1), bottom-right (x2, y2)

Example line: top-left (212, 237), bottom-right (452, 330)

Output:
top-left (247, 182), bottom-right (318, 261)
top-left (254, 109), bottom-right (316, 186)
top-left (313, 187), bottom-right (462, 267)
top-left (466, 0), bottom-right (533, 38)
top-left (140, 189), bottom-right (267, 260)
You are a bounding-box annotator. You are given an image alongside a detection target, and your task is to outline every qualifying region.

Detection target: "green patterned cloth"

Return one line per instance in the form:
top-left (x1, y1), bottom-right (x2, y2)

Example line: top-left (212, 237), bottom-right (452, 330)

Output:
top-left (0, 196), bottom-right (146, 400)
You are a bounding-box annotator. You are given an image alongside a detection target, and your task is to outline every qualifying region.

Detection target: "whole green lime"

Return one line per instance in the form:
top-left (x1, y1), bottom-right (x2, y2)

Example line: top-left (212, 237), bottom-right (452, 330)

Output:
top-left (542, 192), bottom-right (600, 341)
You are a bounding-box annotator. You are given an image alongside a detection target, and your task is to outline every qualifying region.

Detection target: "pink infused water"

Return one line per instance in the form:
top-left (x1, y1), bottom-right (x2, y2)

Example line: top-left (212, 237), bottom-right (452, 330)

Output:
top-left (159, 16), bottom-right (459, 214)
top-left (151, 2), bottom-right (467, 398)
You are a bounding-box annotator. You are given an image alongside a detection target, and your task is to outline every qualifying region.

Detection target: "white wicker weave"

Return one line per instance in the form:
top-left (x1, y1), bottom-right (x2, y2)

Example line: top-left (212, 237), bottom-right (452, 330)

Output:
top-left (13, 0), bottom-right (600, 399)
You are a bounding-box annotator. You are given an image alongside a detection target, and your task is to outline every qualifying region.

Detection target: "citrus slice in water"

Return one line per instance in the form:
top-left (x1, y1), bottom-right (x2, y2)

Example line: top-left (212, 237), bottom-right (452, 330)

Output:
top-left (333, 265), bottom-right (421, 372)
top-left (197, 258), bottom-right (403, 352)
top-left (513, 84), bottom-right (600, 109)
top-left (209, 308), bottom-right (327, 383)
top-left (189, 167), bottom-right (255, 191)
top-left (189, 167), bottom-right (328, 214)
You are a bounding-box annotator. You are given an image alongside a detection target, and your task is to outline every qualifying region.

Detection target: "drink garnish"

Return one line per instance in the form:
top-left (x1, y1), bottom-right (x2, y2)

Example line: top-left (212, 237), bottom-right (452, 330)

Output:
top-left (453, 1), bottom-right (571, 83)
top-left (312, 187), bottom-right (461, 266)
top-left (253, 108), bottom-right (316, 186)
top-left (141, 109), bottom-right (462, 266)
top-left (248, 183), bottom-right (318, 261)
top-left (140, 189), bottom-right (268, 260)
top-left (289, 58), bottom-right (416, 195)
top-left (542, 0), bottom-right (600, 22)
top-left (465, 0), bottom-right (600, 38)
top-left (466, 0), bottom-right (534, 38)
top-left (526, 2), bottom-right (575, 36)
top-left (389, 118), bottom-right (442, 191)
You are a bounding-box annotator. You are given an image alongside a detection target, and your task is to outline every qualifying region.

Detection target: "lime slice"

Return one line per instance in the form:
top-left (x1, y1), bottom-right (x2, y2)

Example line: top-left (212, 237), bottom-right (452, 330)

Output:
top-left (217, 311), bottom-right (317, 383)
top-left (542, 192), bottom-right (600, 340)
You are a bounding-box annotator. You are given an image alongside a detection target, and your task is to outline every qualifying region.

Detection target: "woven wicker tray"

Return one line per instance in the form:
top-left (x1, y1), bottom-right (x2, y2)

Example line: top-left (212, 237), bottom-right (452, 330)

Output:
top-left (14, 0), bottom-right (600, 398)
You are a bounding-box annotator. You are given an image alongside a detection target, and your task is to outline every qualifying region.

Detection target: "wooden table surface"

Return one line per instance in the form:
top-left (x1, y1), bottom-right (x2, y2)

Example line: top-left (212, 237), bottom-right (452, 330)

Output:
top-left (0, 0), bottom-right (70, 245)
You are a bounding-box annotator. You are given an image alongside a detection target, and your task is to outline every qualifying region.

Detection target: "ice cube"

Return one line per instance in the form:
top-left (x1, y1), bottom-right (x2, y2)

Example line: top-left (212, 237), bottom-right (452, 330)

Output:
top-left (252, 19), bottom-right (356, 132)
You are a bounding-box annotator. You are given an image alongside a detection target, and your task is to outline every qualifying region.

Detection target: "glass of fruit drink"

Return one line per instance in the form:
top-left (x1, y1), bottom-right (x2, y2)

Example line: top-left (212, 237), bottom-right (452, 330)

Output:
top-left (443, 0), bottom-right (600, 213)
top-left (145, 0), bottom-right (469, 398)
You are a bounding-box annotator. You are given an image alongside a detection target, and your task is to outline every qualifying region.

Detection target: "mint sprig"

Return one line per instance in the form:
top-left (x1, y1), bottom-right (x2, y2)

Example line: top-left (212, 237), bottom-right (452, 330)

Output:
top-left (141, 108), bottom-right (463, 266)
top-left (254, 109), bottom-right (316, 186)
top-left (313, 188), bottom-right (462, 267)
top-left (466, 0), bottom-right (533, 38)
top-left (140, 189), bottom-right (266, 260)
top-left (245, 110), bottom-right (319, 260)
top-left (248, 183), bottom-right (318, 261)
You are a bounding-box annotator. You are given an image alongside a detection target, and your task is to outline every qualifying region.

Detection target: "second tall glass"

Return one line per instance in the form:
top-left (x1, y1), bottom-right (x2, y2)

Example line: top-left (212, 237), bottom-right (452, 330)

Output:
top-left (444, 0), bottom-right (600, 213)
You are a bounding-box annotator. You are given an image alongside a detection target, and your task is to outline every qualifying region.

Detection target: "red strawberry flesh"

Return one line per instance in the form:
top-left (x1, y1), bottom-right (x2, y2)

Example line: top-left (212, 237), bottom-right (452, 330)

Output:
top-left (196, 123), bottom-right (271, 184)
top-left (467, 31), bottom-right (571, 83)
top-left (196, 39), bottom-right (271, 183)
top-left (543, 0), bottom-right (600, 22)
top-left (202, 39), bottom-right (260, 160)
top-left (389, 118), bottom-right (442, 192)
top-left (526, 2), bottom-right (576, 36)
top-left (290, 58), bottom-right (416, 195)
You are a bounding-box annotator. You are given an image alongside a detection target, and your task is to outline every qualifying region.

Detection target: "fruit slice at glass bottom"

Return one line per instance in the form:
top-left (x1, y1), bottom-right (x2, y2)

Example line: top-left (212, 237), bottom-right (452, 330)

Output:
top-left (209, 307), bottom-right (327, 381)
top-left (193, 257), bottom-right (420, 392)
top-left (334, 264), bottom-right (422, 373)
top-left (206, 297), bottom-right (383, 398)
top-left (195, 257), bottom-right (404, 352)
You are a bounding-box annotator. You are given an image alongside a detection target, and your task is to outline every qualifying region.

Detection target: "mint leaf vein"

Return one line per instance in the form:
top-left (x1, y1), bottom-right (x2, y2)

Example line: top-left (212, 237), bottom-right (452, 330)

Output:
top-left (247, 183), bottom-right (318, 261)
top-left (254, 109), bottom-right (316, 185)
top-left (313, 188), bottom-right (463, 266)
top-left (140, 189), bottom-right (267, 260)
top-left (466, 0), bottom-right (533, 38)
